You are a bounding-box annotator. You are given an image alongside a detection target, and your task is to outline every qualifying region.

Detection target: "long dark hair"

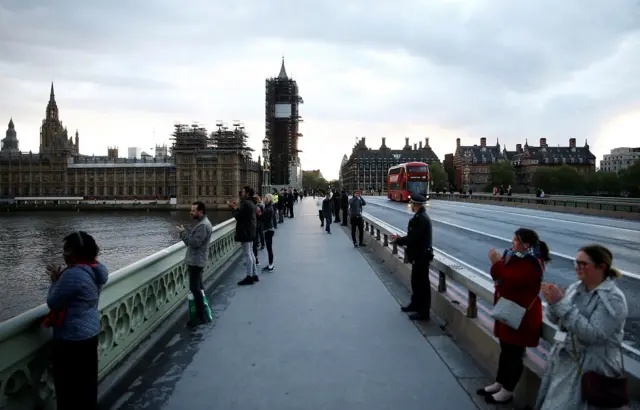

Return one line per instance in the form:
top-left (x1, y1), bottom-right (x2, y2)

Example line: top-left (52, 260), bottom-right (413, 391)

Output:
top-left (63, 231), bottom-right (100, 264)
top-left (514, 228), bottom-right (551, 263)
top-left (580, 244), bottom-right (621, 279)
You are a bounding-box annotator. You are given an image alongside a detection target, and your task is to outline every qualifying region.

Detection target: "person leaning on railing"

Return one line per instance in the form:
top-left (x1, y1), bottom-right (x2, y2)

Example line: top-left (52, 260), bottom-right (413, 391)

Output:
top-left (535, 245), bottom-right (629, 410)
top-left (478, 228), bottom-right (550, 405)
top-left (44, 231), bottom-right (109, 410)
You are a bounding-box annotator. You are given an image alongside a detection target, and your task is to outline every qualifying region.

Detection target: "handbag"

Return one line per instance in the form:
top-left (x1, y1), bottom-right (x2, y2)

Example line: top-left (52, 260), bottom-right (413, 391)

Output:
top-left (570, 334), bottom-right (629, 408)
top-left (490, 293), bottom-right (537, 330)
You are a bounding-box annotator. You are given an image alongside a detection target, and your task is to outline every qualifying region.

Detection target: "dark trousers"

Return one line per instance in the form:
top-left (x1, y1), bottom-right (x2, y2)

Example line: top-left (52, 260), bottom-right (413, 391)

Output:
top-left (341, 207), bottom-right (348, 224)
top-left (350, 215), bottom-right (364, 244)
top-left (52, 335), bottom-right (99, 410)
top-left (325, 216), bottom-right (332, 233)
top-left (188, 265), bottom-right (205, 321)
top-left (334, 207), bottom-right (341, 223)
top-left (496, 342), bottom-right (525, 391)
top-left (278, 208), bottom-right (284, 223)
top-left (410, 258), bottom-right (431, 315)
top-left (265, 230), bottom-right (275, 265)
top-left (319, 210), bottom-right (324, 226)
top-left (257, 226), bottom-right (265, 247)
top-left (288, 205), bottom-right (294, 218)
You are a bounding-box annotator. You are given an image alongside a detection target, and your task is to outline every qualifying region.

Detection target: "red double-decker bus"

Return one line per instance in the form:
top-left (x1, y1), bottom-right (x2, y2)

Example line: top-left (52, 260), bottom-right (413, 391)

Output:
top-left (387, 162), bottom-right (430, 202)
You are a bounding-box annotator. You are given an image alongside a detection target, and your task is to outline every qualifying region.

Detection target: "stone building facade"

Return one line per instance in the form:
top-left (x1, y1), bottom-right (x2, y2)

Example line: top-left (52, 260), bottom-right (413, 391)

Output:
top-left (452, 136), bottom-right (596, 192)
top-left (0, 85), bottom-right (263, 205)
top-left (340, 137), bottom-right (440, 193)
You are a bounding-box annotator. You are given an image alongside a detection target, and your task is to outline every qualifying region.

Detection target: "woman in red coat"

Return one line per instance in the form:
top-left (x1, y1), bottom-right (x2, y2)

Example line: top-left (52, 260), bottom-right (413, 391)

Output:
top-left (477, 228), bottom-right (550, 405)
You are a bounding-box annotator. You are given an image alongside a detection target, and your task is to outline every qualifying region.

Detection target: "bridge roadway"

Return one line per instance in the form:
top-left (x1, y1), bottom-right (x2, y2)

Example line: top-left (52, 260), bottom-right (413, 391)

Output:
top-left (362, 196), bottom-right (640, 345)
top-left (104, 198), bottom-right (490, 410)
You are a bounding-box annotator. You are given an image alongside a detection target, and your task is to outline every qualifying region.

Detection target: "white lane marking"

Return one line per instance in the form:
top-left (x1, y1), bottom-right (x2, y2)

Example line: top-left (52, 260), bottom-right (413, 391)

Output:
top-left (367, 200), bottom-right (640, 280)
top-left (429, 201), bottom-right (640, 234)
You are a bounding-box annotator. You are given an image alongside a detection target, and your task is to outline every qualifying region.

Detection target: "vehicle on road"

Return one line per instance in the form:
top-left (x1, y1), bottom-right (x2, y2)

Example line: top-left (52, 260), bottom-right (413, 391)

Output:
top-left (387, 162), bottom-right (430, 202)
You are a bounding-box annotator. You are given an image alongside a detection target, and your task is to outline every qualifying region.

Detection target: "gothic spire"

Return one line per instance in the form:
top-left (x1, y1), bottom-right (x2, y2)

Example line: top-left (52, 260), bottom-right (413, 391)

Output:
top-left (50, 82), bottom-right (55, 102)
top-left (8, 117), bottom-right (14, 129)
top-left (278, 56), bottom-right (288, 80)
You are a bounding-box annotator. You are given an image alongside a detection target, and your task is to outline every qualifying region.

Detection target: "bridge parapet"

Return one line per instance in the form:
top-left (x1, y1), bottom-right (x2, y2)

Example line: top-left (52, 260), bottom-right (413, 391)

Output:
top-left (359, 211), bottom-right (640, 408)
top-left (0, 219), bottom-right (239, 409)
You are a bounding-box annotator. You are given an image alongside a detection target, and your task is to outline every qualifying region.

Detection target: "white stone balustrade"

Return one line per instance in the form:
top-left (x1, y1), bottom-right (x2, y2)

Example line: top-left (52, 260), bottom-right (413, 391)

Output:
top-left (0, 218), bottom-right (239, 409)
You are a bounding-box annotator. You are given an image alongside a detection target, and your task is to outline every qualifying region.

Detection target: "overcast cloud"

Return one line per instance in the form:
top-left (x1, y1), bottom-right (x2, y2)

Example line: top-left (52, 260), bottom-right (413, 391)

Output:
top-left (1, 0), bottom-right (639, 179)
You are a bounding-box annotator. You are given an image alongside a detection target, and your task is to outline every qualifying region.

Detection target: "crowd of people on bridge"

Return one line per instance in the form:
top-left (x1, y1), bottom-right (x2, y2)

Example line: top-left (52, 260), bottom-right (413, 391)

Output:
top-left (40, 185), bottom-right (630, 409)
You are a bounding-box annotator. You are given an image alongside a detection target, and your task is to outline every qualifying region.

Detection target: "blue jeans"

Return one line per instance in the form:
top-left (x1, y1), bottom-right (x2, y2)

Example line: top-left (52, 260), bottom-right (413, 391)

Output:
top-left (325, 217), bottom-right (332, 233)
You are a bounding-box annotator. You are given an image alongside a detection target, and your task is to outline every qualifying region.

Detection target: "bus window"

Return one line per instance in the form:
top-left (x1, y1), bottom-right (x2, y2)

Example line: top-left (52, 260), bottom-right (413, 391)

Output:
top-left (407, 166), bottom-right (428, 173)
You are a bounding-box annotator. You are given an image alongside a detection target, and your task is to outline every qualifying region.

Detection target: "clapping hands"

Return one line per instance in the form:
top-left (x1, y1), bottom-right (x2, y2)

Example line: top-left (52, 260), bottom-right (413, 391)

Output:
top-left (488, 248), bottom-right (502, 265)
top-left (46, 264), bottom-right (61, 283)
top-left (541, 282), bottom-right (566, 305)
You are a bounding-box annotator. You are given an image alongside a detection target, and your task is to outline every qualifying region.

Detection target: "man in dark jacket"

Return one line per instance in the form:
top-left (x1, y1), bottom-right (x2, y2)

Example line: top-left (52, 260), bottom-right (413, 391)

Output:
top-left (231, 186), bottom-right (258, 286)
top-left (332, 190), bottom-right (341, 223)
top-left (286, 190), bottom-right (295, 218)
top-left (391, 194), bottom-right (433, 321)
top-left (340, 191), bottom-right (349, 226)
top-left (348, 191), bottom-right (366, 247)
top-left (322, 191), bottom-right (334, 234)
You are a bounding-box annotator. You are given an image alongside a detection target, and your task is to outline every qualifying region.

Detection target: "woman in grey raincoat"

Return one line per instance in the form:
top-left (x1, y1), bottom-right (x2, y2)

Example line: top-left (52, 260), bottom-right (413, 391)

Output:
top-left (536, 244), bottom-right (628, 409)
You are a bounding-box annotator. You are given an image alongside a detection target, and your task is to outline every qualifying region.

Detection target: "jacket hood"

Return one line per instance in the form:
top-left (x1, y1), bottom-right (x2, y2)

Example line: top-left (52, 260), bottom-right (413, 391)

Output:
top-left (72, 263), bottom-right (109, 286)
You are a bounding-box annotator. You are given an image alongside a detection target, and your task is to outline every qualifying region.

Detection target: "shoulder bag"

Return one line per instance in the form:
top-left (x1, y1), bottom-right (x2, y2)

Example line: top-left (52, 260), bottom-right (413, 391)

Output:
top-left (490, 293), bottom-right (537, 330)
top-left (570, 334), bottom-right (628, 408)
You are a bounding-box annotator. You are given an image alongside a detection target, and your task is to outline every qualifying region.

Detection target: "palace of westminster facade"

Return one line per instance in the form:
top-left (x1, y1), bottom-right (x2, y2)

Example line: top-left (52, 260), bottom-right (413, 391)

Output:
top-left (0, 84), bottom-right (266, 205)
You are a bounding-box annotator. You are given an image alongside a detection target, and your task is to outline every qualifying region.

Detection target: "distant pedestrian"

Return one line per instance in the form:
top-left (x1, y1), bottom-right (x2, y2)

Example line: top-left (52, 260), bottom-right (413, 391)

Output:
top-left (316, 190), bottom-right (325, 227)
top-left (349, 191), bottom-right (366, 247)
top-left (261, 194), bottom-right (276, 271)
top-left (322, 191), bottom-right (334, 234)
top-left (231, 186), bottom-right (258, 286)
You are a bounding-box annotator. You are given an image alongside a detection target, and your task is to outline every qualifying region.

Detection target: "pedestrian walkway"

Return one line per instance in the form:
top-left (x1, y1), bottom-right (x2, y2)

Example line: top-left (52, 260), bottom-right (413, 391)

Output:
top-left (107, 198), bottom-right (489, 410)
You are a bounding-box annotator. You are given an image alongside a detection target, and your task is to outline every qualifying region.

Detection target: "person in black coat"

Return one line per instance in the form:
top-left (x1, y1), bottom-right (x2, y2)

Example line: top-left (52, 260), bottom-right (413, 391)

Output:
top-left (332, 190), bottom-right (341, 223)
top-left (322, 192), bottom-right (335, 234)
top-left (231, 186), bottom-right (259, 286)
top-left (286, 191), bottom-right (295, 218)
top-left (340, 191), bottom-right (349, 226)
top-left (391, 194), bottom-right (433, 321)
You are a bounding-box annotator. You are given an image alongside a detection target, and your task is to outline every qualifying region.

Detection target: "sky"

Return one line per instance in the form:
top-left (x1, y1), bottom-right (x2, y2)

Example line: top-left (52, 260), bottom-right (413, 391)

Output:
top-left (1, 1), bottom-right (640, 180)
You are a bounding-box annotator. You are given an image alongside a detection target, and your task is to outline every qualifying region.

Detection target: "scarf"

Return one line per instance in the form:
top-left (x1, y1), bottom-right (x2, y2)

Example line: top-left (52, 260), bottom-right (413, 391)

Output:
top-left (43, 260), bottom-right (97, 328)
top-left (502, 248), bottom-right (545, 274)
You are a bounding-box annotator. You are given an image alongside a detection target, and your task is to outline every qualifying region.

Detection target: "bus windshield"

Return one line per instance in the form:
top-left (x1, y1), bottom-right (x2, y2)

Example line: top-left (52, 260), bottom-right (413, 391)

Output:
top-left (406, 181), bottom-right (428, 195)
top-left (406, 166), bottom-right (428, 173)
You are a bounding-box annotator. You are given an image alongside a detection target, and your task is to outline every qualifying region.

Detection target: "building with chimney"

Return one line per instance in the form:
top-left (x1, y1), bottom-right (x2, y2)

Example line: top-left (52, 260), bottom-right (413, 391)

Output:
top-left (452, 136), bottom-right (596, 192)
top-left (340, 137), bottom-right (440, 193)
top-left (265, 57), bottom-right (304, 189)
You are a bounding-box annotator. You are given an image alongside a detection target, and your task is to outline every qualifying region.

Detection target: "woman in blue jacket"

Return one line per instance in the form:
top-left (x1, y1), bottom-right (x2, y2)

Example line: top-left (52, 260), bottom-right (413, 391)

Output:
top-left (45, 231), bottom-right (108, 410)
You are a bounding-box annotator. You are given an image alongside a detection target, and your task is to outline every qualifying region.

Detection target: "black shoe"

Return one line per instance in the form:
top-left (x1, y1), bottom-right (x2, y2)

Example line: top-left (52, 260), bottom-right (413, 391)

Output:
top-left (252, 275), bottom-right (259, 282)
top-left (260, 245), bottom-right (265, 250)
top-left (354, 242), bottom-right (358, 248)
top-left (408, 313), bottom-right (430, 321)
top-left (401, 305), bottom-right (417, 313)
top-left (237, 275), bottom-right (254, 286)
top-left (262, 265), bottom-right (270, 271)
top-left (484, 394), bottom-right (513, 405)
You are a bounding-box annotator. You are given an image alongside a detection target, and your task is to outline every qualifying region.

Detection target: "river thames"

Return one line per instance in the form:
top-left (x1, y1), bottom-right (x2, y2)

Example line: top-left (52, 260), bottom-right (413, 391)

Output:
top-left (0, 210), bottom-right (232, 321)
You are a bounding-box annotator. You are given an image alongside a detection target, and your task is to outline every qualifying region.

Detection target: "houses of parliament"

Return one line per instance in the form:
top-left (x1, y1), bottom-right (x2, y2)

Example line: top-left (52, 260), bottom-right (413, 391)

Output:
top-left (0, 84), bottom-right (265, 205)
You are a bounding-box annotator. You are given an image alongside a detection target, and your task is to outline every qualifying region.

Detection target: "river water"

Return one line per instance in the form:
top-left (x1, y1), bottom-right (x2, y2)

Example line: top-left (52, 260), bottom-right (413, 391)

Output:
top-left (0, 211), bottom-right (232, 321)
